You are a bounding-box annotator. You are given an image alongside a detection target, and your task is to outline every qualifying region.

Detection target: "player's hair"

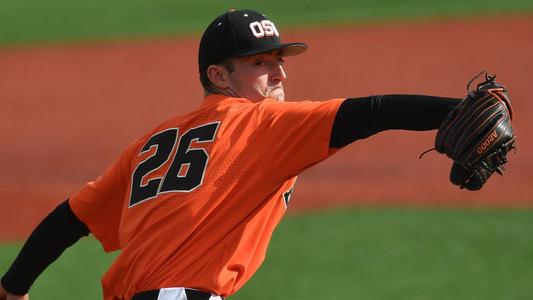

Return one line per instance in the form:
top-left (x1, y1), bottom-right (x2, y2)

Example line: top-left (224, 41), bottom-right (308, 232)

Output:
top-left (200, 59), bottom-right (235, 94)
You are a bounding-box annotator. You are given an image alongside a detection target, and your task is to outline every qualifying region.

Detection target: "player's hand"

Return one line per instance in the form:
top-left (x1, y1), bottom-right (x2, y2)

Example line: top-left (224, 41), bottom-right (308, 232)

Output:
top-left (0, 283), bottom-right (29, 300)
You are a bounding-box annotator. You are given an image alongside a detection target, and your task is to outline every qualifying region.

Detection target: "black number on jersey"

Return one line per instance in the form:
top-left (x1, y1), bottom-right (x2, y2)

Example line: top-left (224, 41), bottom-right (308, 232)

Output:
top-left (130, 128), bottom-right (177, 206)
top-left (129, 122), bottom-right (220, 207)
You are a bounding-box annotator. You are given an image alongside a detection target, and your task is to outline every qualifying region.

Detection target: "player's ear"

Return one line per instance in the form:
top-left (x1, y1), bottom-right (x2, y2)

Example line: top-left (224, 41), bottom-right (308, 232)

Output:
top-left (207, 65), bottom-right (230, 89)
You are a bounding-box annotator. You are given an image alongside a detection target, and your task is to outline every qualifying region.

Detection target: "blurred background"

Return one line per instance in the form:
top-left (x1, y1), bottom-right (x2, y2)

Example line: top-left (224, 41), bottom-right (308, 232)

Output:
top-left (1, 1), bottom-right (532, 299)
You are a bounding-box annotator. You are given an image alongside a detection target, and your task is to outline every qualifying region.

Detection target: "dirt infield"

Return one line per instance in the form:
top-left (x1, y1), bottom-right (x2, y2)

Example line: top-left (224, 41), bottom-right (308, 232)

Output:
top-left (1, 16), bottom-right (532, 241)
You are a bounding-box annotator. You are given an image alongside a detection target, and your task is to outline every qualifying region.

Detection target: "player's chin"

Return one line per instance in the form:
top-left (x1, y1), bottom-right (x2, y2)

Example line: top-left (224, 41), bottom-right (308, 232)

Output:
top-left (266, 87), bottom-right (285, 102)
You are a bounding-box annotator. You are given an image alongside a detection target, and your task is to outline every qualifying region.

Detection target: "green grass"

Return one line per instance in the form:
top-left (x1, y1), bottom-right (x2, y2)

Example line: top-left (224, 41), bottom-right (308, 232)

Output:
top-left (1, 0), bottom-right (532, 46)
top-left (236, 208), bottom-right (533, 300)
top-left (1, 208), bottom-right (533, 299)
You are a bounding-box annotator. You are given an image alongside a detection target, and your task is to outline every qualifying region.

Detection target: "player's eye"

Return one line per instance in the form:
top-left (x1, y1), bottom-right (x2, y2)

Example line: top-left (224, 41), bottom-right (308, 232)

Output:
top-left (254, 60), bottom-right (266, 66)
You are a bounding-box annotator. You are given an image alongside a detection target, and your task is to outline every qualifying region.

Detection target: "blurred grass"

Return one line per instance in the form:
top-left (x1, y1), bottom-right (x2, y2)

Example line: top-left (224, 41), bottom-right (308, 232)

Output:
top-left (233, 208), bottom-right (533, 300)
top-left (1, 0), bottom-right (532, 46)
top-left (1, 208), bottom-right (533, 299)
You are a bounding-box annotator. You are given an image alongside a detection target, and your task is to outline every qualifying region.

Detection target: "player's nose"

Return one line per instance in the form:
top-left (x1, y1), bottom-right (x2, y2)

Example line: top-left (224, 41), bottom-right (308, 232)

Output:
top-left (270, 63), bottom-right (287, 83)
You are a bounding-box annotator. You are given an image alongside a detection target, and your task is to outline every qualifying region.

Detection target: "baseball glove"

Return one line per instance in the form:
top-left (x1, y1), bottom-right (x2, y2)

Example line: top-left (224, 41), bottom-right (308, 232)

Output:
top-left (435, 71), bottom-right (516, 190)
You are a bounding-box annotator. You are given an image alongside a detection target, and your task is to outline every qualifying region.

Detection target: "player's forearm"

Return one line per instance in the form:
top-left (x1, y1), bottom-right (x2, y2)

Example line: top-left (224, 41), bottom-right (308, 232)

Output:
top-left (1, 200), bottom-right (90, 295)
top-left (329, 94), bottom-right (461, 148)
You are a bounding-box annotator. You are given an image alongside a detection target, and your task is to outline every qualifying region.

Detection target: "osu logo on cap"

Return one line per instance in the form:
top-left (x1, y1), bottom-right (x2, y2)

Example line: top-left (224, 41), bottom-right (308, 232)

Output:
top-left (249, 20), bottom-right (280, 38)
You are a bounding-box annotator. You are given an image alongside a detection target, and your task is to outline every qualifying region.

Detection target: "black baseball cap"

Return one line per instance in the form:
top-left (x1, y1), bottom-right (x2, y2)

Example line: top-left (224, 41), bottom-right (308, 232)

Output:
top-left (198, 9), bottom-right (308, 72)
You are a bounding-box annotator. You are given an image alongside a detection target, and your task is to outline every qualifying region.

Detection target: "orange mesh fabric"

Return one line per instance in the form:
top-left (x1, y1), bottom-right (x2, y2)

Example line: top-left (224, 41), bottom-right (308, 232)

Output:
top-left (70, 95), bottom-right (343, 299)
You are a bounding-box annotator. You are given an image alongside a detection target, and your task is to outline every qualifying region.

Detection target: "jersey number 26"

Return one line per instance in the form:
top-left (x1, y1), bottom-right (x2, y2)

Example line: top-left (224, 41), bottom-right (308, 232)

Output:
top-left (129, 122), bottom-right (220, 207)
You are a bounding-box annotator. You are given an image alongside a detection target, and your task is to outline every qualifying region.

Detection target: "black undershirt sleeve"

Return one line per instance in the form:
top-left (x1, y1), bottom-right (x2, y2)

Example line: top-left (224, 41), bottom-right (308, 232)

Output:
top-left (330, 94), bottom-right (461, 148)
top-left (1, 200), bottom-right (90, 295)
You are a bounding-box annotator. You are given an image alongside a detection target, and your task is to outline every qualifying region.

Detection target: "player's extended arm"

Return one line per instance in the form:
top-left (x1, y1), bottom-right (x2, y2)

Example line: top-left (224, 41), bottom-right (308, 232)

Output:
top-left (1, 200), bottom-right (89, 297)
top-left (330, 95), bottom-right (461, 148)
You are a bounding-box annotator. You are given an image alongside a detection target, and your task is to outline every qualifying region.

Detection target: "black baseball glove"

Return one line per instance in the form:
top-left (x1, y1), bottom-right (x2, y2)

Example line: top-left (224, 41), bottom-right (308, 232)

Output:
top-left (435, 72), bottom-right (516, 190)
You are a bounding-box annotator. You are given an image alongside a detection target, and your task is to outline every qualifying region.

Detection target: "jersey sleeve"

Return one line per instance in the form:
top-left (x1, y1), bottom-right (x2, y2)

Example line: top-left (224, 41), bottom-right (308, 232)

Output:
top-left (252, 98), bottom-right (344, 179)
top-left (69, 144), bottom-right (136, 252)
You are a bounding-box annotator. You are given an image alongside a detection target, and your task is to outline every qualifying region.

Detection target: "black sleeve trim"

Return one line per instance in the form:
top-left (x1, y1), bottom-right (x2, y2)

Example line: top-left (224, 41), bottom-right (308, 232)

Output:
top-left (330, 94), bottom-right (461, 148)
top-left (1, 200), bottom-right (90, 295)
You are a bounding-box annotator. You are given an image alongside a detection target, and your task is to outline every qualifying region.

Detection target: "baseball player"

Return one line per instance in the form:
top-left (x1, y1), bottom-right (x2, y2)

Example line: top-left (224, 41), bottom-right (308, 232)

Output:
top-left (2, 9), bottom-right (474, 300)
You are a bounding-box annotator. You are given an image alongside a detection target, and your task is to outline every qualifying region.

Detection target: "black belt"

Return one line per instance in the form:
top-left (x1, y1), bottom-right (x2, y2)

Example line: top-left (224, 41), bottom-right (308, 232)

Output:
top-left (132, 288), bottom-right (214, 300)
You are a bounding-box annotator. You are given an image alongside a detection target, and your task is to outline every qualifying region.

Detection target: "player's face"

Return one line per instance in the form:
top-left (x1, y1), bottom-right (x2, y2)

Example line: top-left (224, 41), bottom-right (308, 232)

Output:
top-left (225, 51), bottom-right (287, 102)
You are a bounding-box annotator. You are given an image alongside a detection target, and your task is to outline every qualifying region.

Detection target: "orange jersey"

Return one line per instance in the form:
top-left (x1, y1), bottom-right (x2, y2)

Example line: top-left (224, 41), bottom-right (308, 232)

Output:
top-left (69, 95), bottom-right (344, 299)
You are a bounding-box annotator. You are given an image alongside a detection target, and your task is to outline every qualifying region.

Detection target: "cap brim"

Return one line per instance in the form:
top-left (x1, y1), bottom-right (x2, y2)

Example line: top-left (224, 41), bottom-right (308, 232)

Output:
top-left (236, 42), bottom-right (308, 58)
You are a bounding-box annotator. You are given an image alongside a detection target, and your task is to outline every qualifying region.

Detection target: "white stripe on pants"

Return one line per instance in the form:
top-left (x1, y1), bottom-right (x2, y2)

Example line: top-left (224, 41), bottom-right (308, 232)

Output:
top-left (156, 287), bottom-right (222, 300)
